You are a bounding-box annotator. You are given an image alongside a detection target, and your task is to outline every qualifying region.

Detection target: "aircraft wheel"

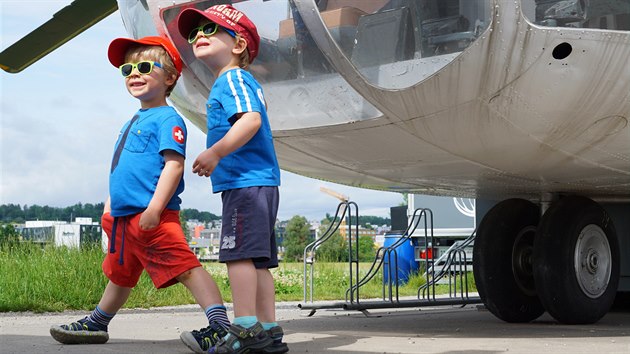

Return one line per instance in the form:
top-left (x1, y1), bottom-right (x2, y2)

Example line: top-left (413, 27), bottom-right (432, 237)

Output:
top-left (533, 196), bottom-right (620, 324)
top-left (473, 199), bottom-right (545, 322)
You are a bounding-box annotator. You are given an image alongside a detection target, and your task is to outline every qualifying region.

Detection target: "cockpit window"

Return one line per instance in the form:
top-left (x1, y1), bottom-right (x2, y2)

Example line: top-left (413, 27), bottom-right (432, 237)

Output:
top-left (521, 0), bottom-right (630, 30)
top-left (341, 0), bottom-right (492, 89)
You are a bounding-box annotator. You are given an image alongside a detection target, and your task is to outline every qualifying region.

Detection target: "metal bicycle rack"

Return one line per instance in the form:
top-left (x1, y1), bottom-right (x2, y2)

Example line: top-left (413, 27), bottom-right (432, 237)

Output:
top-left (299, 201), bottom-right (482, 316)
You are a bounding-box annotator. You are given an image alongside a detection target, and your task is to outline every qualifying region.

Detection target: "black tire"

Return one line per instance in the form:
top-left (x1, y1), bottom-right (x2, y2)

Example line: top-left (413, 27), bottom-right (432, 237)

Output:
top-left (473, 198), bottom-right (545, 323)
top-left (533, 196), bottom-right (620, 324)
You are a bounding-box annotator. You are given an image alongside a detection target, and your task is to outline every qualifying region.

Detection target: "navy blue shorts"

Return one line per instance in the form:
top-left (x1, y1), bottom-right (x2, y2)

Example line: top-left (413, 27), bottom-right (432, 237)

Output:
top-left (219, 186), bottom-right (279, 269)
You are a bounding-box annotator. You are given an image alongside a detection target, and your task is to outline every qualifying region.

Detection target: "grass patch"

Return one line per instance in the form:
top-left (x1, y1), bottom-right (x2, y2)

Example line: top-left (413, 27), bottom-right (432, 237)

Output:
top-left (0, 243), bottom-right (475, 312)
top-left (0, 243), bottom-right (210, 312)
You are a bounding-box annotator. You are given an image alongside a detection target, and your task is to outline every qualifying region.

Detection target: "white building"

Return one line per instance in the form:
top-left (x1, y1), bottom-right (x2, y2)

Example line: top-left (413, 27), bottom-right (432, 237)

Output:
top-left (22, 218), bottom-right (101, 248)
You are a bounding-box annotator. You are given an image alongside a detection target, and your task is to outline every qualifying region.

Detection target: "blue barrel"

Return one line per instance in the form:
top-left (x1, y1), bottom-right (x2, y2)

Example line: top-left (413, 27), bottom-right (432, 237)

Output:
top-left (382, 233), bottom-right (419, 284)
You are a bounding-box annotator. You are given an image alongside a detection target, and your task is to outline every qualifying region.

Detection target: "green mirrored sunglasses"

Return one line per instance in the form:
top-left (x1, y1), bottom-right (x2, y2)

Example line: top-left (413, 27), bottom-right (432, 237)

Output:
top-left (119, 61), bottom-right (162, 77)
top-left (188, 22), bottom-right (236, 44)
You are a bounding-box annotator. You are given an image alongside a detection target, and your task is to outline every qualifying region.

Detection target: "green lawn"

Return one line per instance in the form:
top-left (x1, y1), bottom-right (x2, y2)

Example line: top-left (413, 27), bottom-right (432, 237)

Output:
top-left (0, 243), bottom-right (475, 312)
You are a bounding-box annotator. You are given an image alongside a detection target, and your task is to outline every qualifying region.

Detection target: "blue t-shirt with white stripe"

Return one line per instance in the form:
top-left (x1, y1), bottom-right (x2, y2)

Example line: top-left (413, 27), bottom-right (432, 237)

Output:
top-left (206, 68), bottom-right (280, 193)
top-left (109, 106), bottom-right (187, 216)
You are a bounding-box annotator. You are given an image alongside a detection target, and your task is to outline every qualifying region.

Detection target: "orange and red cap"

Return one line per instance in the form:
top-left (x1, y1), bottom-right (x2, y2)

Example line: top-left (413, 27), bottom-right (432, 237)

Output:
top-left (107, 36), bottom-right (183, 76)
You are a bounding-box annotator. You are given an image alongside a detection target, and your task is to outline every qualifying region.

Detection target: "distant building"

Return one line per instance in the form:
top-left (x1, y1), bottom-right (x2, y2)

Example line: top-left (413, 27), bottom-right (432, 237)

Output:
top-left (338, 224), bottom-right (377, 242)
top-left (20, 218), bottom-right (101, 248)
top-left (189, 236), bottom-right (219, 260)
top-left (374, 225), bottom-right (391, 247)
top-left (275, 220), bottom-right (286, 248)
top-left (186, 221), bottom-right (221, 260)
top-left (375, 224), bottom-right (391, 235)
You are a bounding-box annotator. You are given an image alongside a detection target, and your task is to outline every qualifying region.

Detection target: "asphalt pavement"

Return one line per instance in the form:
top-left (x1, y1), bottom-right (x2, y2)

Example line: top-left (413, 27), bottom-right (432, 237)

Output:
top-left (1, 301), bottom-right (629, 353)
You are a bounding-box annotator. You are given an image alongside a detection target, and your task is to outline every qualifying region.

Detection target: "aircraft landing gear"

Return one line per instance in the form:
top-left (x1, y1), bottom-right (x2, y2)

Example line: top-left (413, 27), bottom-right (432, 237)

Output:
top-left (473, 199), bottom-right (545, 323)
top-left (474, 196), bottom-right (620, 325)
top-left (534, 196), bottom-right (620, 324)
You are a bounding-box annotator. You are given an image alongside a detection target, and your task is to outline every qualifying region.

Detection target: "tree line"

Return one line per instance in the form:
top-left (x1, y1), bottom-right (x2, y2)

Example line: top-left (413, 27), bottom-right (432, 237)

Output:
top-left (1, 203), bottom-right (389, 227)
top-left (282, 215), bottom-right (385, 262)
top-left (322, 213), bottom-right (390, 228)
top-left (0, 203), bottom-right (106, 223)
top-left (0, 203), bottom-right (220, 224)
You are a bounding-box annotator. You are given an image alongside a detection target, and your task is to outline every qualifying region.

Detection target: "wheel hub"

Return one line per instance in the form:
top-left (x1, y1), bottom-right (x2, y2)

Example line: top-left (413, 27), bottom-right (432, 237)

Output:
top-left (512, 226), bottom-right (537, 296)
top-left (574, 224), bottom-right (611, 299)
top-left (585, 249), bottom-right (598, 273)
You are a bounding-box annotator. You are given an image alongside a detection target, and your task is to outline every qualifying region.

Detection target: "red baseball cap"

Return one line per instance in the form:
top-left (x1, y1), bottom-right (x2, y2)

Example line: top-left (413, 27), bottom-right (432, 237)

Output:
top-left (107, 36), bottom-right (183, 76)
top-left (177, 4), bottom-right (260, 63)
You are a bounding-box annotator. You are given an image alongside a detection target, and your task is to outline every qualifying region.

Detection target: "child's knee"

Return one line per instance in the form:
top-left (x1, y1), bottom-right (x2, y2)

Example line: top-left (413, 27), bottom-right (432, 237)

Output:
top-left (176, 269), bottom-right (194, 282)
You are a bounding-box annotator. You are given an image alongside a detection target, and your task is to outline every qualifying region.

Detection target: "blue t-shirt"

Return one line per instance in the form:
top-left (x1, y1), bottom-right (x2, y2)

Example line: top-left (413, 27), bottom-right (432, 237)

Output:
top-left (109, 106), bottom-right (187, 217)
top-left (206, 68), bottom-right (280, 193)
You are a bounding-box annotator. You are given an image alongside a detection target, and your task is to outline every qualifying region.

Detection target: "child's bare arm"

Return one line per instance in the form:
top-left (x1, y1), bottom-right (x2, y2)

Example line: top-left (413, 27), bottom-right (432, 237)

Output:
top-left (103, 197), bottom-right (112, 214)
top-left (192, 111), bottom-right (261, 176)
top-left (140, 150), bottom-right (185, 230)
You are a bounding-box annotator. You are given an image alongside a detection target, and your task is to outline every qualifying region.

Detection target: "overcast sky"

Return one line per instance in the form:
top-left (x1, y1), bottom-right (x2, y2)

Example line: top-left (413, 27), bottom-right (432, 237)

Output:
top-left (0, 1), bottom-right (411, 221)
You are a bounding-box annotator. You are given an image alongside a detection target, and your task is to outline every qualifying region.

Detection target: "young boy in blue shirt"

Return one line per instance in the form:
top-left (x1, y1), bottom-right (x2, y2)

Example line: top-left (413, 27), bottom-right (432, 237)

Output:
top-left (49, 36), bottom-right (230, 350)
top-left (177, 5), bottom-right (287, 354)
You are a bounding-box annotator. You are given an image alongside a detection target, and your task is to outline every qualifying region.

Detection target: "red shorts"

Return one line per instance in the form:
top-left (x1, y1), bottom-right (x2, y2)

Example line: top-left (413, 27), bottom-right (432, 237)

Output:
top-left (101, 209), bottom-right (201, 289)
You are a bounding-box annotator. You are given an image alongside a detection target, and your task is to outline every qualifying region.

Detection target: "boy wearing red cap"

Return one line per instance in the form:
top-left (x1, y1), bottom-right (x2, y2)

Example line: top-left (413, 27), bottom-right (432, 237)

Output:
top-left (49, 36), bottom-right (230, 347)
top-left (177, 4), bottom-right (287, 354)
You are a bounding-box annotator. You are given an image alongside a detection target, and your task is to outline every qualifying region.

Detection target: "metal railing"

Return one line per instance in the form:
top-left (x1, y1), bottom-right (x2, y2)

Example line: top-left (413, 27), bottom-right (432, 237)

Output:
top-left (303, 201), bottom-right (359, 303)
top-left (419, 230), bottom-right (476, 300)
top-left (299, 201), bottom-right (482, 315)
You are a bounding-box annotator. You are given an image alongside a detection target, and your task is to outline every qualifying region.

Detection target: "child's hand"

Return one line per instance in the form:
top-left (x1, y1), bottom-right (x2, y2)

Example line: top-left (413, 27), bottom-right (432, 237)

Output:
top-left (192, 148), bottom-right (221, 177)
top-left (139, 207), bottom-right (160, 230)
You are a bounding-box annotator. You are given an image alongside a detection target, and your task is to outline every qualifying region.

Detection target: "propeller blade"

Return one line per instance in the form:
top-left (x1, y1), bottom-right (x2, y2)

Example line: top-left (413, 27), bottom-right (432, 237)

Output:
top-left (0, 0), bottom-right (118, 73)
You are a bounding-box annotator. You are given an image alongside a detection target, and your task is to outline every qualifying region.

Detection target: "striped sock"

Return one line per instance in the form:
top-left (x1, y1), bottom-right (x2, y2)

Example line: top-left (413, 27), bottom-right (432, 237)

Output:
top-left (205, 305), bottom-right (230, 329)
top-left (87, 306), bottom-right (114, 331)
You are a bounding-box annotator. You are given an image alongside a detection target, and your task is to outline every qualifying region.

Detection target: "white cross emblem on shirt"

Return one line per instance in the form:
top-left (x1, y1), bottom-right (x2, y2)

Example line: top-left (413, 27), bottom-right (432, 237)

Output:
top-left (172, 126), bottom-right (185, 144)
